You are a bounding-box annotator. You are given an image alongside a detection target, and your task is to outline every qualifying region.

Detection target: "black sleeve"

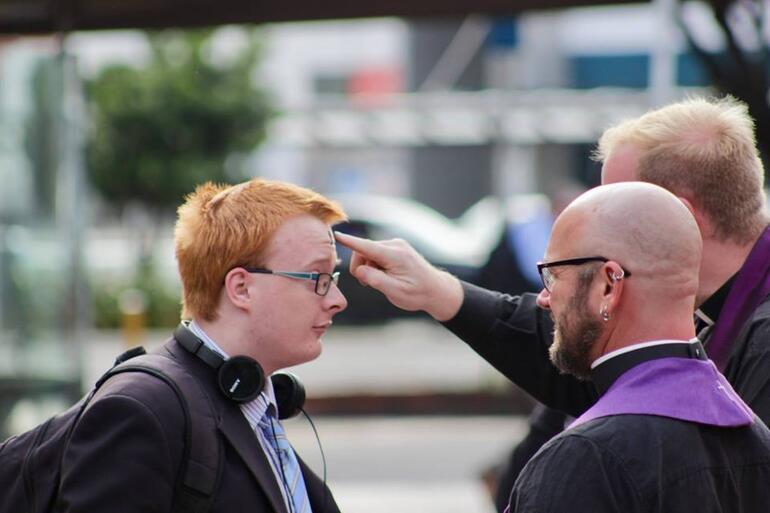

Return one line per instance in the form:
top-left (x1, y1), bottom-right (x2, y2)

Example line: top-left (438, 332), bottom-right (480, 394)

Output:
top-left (510, 433), bottom-right (642, 513)
top-left (727, 314), bottom-right (770, 424)
top-left (57, 376), bottom-right (185, 513)
top-left (442, 282), bottom-right (598, 416)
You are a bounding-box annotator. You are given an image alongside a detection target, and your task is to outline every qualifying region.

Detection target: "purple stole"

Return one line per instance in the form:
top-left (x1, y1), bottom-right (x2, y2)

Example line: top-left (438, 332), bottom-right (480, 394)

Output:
top-left (571, 354), bottom-right (753, 429)
top-left (708, 226), bottom-right (770, 371)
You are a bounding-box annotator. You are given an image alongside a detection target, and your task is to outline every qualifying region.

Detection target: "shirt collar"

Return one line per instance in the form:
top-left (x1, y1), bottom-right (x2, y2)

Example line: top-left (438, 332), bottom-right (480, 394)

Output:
top-left (187, 320), bottom-right (277, 410)
top-left (188, 319), bottom-right (228, 358)
top-left (591, 339), bottom-right (696, 369)
top-left (590, 338), bottom-right (707, 396)
top-left (695, 274), bottom-right (737, 327)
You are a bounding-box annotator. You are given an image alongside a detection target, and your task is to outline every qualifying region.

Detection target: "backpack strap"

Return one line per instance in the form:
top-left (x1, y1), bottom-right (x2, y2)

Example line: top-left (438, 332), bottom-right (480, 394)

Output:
top-left (101, 352), bottom-right (222, 513)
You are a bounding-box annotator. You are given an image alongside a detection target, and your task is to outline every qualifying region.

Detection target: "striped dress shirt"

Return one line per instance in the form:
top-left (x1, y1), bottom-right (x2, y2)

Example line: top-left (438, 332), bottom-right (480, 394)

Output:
top-left (188, 320), bottom-right (307, 512)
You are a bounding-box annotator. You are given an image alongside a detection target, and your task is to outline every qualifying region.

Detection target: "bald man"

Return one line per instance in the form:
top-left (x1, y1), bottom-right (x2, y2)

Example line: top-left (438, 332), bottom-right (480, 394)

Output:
top-left (504, 183), bottom-right (770, 512)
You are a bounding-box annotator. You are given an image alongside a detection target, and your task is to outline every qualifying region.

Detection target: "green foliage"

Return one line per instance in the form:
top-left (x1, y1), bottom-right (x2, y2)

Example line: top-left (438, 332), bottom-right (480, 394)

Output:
top-left (92, 262), bottom-right (181, 329)
top-left (86, 29), bottom-right (272, 211)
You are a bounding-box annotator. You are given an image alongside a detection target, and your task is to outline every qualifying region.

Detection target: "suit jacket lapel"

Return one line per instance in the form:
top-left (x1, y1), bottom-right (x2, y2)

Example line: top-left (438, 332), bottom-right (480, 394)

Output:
top-left (299, 456), bottom-right (340, 513)
top-left (218, 406), bottom-right (289, 513)
top-left (162, 339), bottom-right (289, 513)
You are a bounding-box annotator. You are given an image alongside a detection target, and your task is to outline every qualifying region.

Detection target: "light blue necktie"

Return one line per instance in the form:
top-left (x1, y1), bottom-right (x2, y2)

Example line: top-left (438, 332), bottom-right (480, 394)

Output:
top-left (259, 410), bottom-right (312, 513)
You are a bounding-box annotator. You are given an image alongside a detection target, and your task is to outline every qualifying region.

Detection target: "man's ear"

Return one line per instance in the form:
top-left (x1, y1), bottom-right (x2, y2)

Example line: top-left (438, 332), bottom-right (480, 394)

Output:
top-left (677, 196), bottom-right (712, 238)
top-left (600, 262), bottom-right (625, 314)
top-left (223, 267), bottom-right (253, 311)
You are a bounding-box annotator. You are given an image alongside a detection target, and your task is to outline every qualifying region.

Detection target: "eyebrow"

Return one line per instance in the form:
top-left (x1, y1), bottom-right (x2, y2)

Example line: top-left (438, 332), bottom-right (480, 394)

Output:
top-left (301, 256), bottom-right (338, 271)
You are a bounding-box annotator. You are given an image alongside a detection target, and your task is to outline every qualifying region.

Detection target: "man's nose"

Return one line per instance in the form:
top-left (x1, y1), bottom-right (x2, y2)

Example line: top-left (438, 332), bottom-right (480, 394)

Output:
top-left (536, 288), bottom-right (551, 310)
top-left (325, 282), bottom-right (348, 313)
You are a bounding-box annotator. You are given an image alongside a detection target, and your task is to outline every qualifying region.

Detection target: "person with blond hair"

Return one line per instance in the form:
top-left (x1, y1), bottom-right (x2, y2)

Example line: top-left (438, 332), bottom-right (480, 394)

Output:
top-left (58, 179), bottom-right (348, 513)
top-left (597, 96), bottom-right (770, 383)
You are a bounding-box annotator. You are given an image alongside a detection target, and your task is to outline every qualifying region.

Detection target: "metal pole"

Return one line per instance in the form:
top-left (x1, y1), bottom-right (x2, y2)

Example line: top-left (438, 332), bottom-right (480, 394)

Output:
top-left (55, 32), bottom-right (87, 394)
top-left (649, 0), bottom-right (678, 107)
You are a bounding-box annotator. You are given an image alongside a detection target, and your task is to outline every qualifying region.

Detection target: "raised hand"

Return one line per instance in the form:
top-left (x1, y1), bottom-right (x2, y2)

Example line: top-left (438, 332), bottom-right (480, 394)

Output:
top-left (334, 232), bottom-right (464, 322)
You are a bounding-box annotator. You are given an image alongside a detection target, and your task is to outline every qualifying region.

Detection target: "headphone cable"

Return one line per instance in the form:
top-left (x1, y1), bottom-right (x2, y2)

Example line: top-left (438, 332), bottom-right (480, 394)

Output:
top-left (300, 407), bottom-right (329, 508)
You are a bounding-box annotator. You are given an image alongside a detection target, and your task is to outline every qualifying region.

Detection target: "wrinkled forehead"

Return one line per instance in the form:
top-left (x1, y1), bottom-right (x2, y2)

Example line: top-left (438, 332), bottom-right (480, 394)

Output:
top-left (263, 215), bottom-right (338, 267)
top-left (305, 223), bottom-right (337, 254)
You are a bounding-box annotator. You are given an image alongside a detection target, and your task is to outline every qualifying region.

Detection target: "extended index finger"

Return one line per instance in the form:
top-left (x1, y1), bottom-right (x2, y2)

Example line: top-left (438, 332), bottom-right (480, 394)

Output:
top-left (334, 231), bottom-right (388, 260)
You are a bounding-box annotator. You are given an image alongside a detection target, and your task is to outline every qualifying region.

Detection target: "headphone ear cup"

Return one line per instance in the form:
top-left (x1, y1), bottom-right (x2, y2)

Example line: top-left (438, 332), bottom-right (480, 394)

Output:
top-left (272, 372), bottom-right (306, 419)
top-left (217, 355), bottom-right (265, 403)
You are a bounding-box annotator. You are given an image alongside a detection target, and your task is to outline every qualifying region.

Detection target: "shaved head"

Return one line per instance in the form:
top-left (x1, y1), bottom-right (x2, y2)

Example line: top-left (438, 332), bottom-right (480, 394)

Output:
top-left (542, 182), bottom-right (703, 374)
top-left (550, 182), bottom-right (702, 297)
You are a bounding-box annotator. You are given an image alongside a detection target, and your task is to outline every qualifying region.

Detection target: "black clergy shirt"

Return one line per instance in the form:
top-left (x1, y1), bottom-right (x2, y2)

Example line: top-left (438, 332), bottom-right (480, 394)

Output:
top-left (508, 346), bottom-right (770, 513)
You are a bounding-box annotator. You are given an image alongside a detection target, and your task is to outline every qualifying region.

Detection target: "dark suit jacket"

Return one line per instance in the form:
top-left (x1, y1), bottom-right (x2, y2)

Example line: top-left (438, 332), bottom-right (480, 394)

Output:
top-left (56, 337), bottom-right (340, 513)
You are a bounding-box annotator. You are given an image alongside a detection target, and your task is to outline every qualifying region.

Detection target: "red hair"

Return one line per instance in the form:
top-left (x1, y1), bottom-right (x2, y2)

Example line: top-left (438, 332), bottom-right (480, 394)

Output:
top-left (175, 179), bottom-right (346, 321)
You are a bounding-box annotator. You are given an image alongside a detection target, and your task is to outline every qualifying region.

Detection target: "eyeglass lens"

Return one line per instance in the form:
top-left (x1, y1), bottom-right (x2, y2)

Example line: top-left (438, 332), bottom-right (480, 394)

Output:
top-left (315, 273), bottom-right (340, 296)
top-left (316, 274), bottom-right (331, 295)
top-left (541, 268), bottom-right (554, 291)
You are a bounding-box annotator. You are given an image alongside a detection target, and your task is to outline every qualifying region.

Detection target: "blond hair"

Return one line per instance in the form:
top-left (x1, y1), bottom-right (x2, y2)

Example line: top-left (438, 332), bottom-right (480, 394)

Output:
top-left (596, 96), bottom-right (768, 244)
top-left (175, 179), bottom-right (346, 321)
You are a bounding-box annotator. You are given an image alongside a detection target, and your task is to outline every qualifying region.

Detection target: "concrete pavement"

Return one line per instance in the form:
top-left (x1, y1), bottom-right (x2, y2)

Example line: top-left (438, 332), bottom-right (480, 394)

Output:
top-left (285, 415), bottom-right (526, 513)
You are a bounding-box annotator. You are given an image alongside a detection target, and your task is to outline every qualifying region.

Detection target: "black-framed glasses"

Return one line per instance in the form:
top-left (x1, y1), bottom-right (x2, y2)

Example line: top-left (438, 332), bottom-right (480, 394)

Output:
top-left (536, 256), bottom-right (632, 292)
top-left (244, 268), bottom-right (340, 296)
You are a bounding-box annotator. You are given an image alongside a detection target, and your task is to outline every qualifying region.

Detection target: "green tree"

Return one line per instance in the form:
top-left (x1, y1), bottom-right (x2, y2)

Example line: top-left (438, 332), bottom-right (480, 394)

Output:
top-left (86, 29), bottom-right (272, 328)
top-left (86, 28), bottom-right (272, 213)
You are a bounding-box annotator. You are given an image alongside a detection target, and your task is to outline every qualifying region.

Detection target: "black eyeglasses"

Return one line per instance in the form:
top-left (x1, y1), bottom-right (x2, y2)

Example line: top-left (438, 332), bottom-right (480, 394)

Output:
top-left (536, 256), bottom-right (632, 292)
top-left (244, 268), bottom-right (340, 296)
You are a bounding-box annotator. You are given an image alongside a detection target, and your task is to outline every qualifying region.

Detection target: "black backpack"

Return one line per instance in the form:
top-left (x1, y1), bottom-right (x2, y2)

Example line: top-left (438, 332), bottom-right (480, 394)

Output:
top-left (0, 346), bottom-right (221, 513)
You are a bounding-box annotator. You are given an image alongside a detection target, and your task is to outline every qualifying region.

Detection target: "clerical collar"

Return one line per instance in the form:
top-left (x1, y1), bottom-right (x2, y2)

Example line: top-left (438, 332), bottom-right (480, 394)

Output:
top-left (591, 339), bottom-right (707, 396)
top-left (695, 274), bottom-right (737, 328)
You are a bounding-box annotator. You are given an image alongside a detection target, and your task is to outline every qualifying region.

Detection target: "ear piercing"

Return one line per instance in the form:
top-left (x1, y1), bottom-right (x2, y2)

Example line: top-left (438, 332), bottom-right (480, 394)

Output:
top-left (600, 304), bottom-right (610, 322)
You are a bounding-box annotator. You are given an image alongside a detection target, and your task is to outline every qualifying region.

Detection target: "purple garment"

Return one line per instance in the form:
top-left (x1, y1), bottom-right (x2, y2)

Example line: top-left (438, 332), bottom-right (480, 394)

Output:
top-left (570, 357), bottom-right (754, 430)
top-left (708, 226), bottom-right (770, 371)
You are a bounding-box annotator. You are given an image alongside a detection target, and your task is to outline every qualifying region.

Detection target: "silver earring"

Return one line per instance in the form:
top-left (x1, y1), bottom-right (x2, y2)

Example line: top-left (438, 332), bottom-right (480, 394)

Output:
top-left (600, 305), bottom-right (610, 322)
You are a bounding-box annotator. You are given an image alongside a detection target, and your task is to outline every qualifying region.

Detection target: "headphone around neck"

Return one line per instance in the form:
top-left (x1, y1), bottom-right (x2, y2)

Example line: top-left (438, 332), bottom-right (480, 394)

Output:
top-left (173, 323), bottom-right (305, 419)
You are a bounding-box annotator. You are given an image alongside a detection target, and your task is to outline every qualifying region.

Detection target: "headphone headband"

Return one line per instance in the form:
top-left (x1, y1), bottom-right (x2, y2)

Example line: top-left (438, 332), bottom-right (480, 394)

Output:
top-left (173, 323), bottom-right (305, 418)
top-left (174, 323), bottom-right (264, 403)
top-left (174, 324), bottom-right (227, 369)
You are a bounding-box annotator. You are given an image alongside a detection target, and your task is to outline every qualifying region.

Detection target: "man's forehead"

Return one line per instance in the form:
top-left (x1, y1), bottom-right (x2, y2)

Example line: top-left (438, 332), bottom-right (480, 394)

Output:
top-left (264, 216), bottom-right (336, 262)
top-left (300, 223), bottom-right (337, 253)
top-left (546, 211), bottom-right (587, 259)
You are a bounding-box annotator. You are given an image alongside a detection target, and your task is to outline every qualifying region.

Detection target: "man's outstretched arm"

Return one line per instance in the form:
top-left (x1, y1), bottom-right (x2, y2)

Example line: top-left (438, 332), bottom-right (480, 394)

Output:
top-left (335, 231), bottom-right (464, 321)
top-left (335, 232), bottom-right (597, 415)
